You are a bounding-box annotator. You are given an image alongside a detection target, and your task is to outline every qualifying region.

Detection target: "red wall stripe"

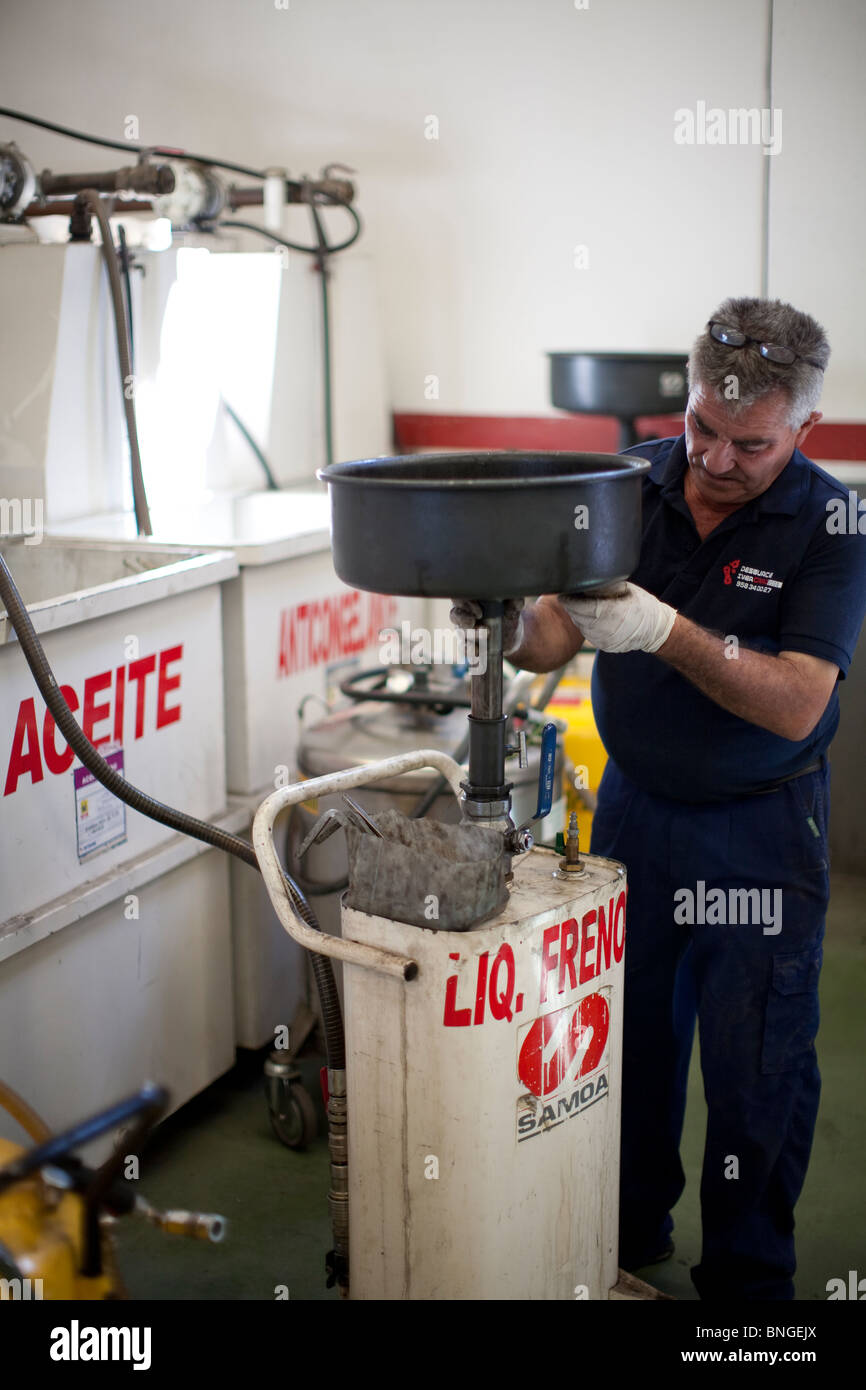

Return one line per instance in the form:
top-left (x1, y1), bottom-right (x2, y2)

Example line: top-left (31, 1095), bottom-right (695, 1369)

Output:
top-left (392, 413), bottom-right (866, 460)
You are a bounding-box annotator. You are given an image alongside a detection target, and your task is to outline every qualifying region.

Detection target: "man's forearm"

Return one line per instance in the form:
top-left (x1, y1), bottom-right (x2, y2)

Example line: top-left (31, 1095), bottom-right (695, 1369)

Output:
top-left (507, 596), bottom-right (584, 672)
top-left (657, 615), bottom-right (823, 742)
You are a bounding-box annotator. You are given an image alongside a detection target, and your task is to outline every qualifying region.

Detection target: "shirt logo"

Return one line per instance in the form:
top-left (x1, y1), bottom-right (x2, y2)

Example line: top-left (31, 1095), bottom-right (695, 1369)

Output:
top-left (724, 557), bottom-right (783, 593)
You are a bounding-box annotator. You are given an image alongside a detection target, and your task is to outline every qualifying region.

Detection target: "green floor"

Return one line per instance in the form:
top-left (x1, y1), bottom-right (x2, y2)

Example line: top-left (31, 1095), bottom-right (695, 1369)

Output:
top-left (115, 873), bottom-right (866, 1301)
top-left (114, 1049), bottom-right (338, 1301)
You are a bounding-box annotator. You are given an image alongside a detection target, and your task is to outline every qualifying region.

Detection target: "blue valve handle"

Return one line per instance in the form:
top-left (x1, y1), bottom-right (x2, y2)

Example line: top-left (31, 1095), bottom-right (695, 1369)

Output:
top-left (532, 722), bottom-right (557, 822)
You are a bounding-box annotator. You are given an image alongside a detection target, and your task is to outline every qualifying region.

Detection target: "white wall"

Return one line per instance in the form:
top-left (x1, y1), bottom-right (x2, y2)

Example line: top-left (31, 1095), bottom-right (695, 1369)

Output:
top-left (768, 0), bottom-right (866, 419)
top-left (0, 0), bottom-right (862, 426)
top-left (0, 244), bottom-right (128, 521)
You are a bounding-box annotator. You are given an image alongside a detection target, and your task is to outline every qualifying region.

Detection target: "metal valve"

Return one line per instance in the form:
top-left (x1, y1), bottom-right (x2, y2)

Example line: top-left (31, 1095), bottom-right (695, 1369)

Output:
top-left (504, 722), bottom-right (557, 855)
top-left (553, 810), bottom-right (586, 880)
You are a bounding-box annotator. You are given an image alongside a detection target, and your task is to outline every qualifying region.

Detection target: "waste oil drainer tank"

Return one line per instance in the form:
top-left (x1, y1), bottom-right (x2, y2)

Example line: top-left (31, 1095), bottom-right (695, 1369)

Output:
top-left (253, 450), bottom-right (650, 1299)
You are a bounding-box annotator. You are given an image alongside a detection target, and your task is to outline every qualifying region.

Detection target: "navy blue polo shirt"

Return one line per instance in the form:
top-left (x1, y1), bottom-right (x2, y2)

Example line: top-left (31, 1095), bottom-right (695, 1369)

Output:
top-left (591, 435), bottom-right (866, 802)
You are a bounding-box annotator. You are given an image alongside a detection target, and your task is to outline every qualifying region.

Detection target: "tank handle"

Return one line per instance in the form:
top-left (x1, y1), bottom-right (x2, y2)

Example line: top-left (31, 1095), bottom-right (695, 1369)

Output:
top-left (252, 750), bottom-right (466, 980)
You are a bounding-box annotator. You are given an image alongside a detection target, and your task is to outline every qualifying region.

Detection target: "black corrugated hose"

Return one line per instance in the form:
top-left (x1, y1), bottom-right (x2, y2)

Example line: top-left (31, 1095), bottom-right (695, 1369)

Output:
top-left (83, 191), bottom-right (152, 538)
top-left (0, 105), bottom-right (272, 181)
top-left (0, 552), bottom-right (345, 1072)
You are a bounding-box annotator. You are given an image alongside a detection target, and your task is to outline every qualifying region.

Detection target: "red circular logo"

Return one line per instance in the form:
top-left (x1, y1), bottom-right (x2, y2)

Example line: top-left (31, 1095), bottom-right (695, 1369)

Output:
top-left (518, 992), bottom-right (610, 1098)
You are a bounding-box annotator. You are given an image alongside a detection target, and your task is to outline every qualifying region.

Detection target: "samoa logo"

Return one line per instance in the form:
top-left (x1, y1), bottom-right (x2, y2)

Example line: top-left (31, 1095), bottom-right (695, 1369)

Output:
top-left (517, 991), bottom-right (610, 1099)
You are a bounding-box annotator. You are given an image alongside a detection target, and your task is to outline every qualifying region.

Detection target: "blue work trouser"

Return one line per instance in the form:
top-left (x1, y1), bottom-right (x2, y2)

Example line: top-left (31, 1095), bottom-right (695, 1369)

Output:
top-left (589, 757), bottom-right (830, 1301)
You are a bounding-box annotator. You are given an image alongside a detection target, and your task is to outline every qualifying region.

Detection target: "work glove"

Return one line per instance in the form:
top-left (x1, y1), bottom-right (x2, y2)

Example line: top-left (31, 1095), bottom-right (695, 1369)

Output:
top-left (558, 583), bottom-right (676, 654)
top-left (450, 597), bottom-right (525, 655)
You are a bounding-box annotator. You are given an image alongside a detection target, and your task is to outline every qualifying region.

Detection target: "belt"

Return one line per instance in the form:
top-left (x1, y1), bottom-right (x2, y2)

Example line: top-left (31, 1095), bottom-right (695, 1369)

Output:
top-left (740, 756), bottom-right (825, 798)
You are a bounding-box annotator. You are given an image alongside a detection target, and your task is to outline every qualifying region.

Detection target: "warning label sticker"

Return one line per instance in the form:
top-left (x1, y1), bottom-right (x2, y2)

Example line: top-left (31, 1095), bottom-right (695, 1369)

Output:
top-left (74, 748), bottom-right (127, 862)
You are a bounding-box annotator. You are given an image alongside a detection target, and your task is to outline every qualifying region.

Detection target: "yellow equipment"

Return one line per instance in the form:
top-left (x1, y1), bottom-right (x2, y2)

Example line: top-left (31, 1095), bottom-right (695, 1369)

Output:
top-left (542, 668), bottom-right (608, 851)
top-left (0, 1080), bottom-right (225, 1301)
top-left (0, 1136), bottom-right (120, 1300)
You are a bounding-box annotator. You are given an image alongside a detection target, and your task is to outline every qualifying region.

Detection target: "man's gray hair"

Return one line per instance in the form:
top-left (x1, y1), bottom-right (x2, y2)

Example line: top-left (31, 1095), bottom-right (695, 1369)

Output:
top-left (688, 297), bottom-right (830, 428)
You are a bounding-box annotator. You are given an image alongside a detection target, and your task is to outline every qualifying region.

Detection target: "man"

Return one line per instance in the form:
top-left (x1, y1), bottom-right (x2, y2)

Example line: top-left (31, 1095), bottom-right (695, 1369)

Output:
top-left (456, 298), bottom-right (866, 1299)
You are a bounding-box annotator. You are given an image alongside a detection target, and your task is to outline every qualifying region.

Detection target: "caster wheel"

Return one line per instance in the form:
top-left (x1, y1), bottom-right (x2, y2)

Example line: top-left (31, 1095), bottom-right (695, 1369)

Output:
top-left (269, 1081), bottom-right (317, 1150)
top-left (264, 1055), bottom-right (318, 1150)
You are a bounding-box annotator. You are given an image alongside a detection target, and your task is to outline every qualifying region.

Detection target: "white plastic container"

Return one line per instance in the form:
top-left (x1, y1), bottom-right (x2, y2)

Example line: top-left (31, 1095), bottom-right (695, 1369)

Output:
top-left (0, 815), bottom-right (245, 1162)
top-left (0, 538), bottom-right (237, 924)
top-left (0, 538), bottom-right (241, 1141)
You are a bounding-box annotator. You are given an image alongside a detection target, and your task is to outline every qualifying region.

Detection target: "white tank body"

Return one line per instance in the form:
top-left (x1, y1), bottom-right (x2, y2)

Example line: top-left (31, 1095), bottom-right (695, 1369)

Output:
top-left (342, 847), bottom-right (627, 1300)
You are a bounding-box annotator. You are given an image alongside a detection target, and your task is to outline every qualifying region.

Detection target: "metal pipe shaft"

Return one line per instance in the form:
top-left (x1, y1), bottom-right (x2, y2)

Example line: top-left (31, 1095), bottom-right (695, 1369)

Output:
top-left (40, 164), bottom-right (174, 196)
top-left (23, 198), bottom-right (155, 218)
top-left (466, 604), bottom-right (510, 805)
top-left (471, 610), bottom-right (503, 720)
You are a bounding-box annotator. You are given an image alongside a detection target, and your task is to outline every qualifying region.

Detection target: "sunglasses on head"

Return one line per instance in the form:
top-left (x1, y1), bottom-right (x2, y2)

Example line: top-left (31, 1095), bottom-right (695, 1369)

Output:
top-left (707, 321), bottom-right (825, 371)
